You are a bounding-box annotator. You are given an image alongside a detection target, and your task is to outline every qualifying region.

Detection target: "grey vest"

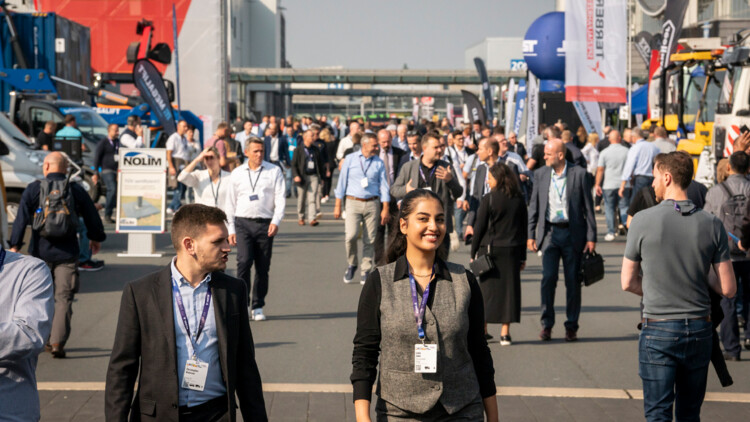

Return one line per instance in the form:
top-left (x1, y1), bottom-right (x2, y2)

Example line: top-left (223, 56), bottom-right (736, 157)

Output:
top-left (376, 261), bottom-right (480, 414)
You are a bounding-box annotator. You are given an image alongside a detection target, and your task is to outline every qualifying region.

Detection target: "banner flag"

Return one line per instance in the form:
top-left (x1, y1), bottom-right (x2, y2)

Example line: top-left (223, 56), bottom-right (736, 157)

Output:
top-left (133, 59), bottom-right (176, 136)
top-left (659, 0), bottom-right (689, 71)
top-left (525, 74), bottom-right (539, 153)
top-left (504, 79), bottom-right (516, 136)
top-left (513, 79), bottom-right (527, 136)
top-left (565, 0), bottom-right (627, 103)
top-left (573, 101), bottom-right (603, 139)
top-left (461, 90), bottom-right (487, 125)
top-left (474, 57), bottom-right (494, 123)
top-left (634, 31), bottom-right (654, 68)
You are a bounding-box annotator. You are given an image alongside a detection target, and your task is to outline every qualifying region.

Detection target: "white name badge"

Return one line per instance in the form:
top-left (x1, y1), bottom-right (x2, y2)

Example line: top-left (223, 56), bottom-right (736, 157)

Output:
top-left (414, 344), bottom-right (437, 373)
top-left (307, 161), bottom-right (315, 170)
top-left (114, 154), bottom-right (119, 162)
top-left (423, 187), bottom-right (432, 192)
top-left (360, 178), bottom-right (369, 188)
top-left (182, 359), bottom-right (209, 391)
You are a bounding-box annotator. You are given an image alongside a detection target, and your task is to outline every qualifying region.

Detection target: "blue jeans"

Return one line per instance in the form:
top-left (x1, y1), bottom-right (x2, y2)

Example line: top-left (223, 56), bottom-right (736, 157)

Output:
top-left (540, 226), bottom-right (581, 331)
top-left (639, 319), bottom-right (713, 422)
top-left (633, 175), bottom-right (654, 196)
top-left (169, 181), bottom-right (186, 211)
top-left (721, 261), bottom-right (750, 356)
top-left (78, 217), bottom-right (90, 262)
top-left (602, 188), bottom-right (631, 235)
top-left (102, 171), bottom-right (117, 218)
top-left (454, 205), bottom-right (466, 238)
top-left (285, 167), bottom-right (293, 197)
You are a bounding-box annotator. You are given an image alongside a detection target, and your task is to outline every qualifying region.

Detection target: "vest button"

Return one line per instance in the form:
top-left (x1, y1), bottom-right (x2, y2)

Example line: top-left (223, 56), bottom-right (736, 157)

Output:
top-left (434, 385), bottom-right (441, 390)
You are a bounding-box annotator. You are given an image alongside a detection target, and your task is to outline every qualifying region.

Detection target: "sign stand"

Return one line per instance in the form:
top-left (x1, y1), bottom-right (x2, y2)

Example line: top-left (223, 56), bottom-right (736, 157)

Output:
top-left (115, 148), bottom-right (168, 258)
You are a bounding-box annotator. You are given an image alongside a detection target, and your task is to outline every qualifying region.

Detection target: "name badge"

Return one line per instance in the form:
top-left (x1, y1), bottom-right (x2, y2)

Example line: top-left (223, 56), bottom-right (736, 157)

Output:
top-left (414, 344), bottom-right (437, 373)
top-left (249, 194), bottom-right (259, 201)
top-left (360, 178), bottom-right (369, 188)
top-left (182, 358), bottom-right (209, 391)
top-left (307, 161), bottom-right (315, 170)
top-left (114, 154), bottom-right (119, 162)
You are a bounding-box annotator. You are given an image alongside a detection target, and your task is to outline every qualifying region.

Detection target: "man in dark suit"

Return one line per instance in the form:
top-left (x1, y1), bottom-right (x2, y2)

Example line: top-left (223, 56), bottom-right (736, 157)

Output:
top-left (391, 132), bottom-right (463, 258)
top-left (527, 139), bottom-right (596, 342)
top-left (374, 129), bottom-right (406, 264)
top-left (105, 204), bottom-right (267, 422)
top-left (263, 123), bottom-right (290, 169)
top-left (291, 130), bottom-right (325, 226)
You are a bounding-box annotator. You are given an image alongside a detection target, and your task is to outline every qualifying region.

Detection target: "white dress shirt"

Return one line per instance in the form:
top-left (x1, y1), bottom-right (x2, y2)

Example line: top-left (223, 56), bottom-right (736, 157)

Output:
top-left (177, 169), bottom-right (231, 208)
top-left (225, 161), bottom-right (286, 234)
top-left (166, 132), bottom-right (191, 161)
top-left (236, 131), bottom-right (252, 151)
top-left (268, 137), bottom-right (280, 162)
top-left (336, 135), bottom-right (353, 160)
top-left (547, 164), bottom-right (569, 223)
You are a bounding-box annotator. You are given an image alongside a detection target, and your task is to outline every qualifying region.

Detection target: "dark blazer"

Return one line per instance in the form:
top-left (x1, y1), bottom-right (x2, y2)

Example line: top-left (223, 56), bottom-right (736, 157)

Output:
top-left (291, 143), bottom-right (325, 182)
top-left (381, 146), bottom-right (407, 182)
top-left (471, 189), bottom-right (528, 258)
top-left (397, 152), bottom-right (418, 171)
top-left (105, 267), bottom-right (267, 422)
top-left (263, 135), bottom-right (290, 166)
top-left (95, 137), bottom-right (119, 173)
top-left (527, 163), bottom-right (596, 251)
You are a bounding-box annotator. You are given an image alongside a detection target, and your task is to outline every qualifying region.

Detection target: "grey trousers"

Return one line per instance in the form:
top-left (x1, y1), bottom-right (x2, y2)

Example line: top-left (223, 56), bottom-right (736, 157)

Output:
top-left (375, 396), bottom-right (484, 421)
top-left (345, 199), bottom-right (380, 275)
top-left (46, 261), bottom-right (79, 346)
top-left (296, 175), bottom-right (320, 221)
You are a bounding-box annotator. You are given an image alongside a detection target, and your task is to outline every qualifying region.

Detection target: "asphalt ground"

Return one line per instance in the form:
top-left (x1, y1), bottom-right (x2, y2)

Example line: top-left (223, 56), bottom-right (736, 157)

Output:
top-left (23, 189), bottom-right (750, 420)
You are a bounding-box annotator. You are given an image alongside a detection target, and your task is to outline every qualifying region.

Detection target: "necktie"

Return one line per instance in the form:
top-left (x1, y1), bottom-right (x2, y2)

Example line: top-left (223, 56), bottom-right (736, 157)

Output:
top-left (383, 149), bottom-right (392, 185)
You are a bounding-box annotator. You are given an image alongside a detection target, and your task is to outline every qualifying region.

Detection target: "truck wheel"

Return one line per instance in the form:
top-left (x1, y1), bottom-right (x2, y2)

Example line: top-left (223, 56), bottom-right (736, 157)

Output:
top-left (6, 190), bottom-right (22, 225)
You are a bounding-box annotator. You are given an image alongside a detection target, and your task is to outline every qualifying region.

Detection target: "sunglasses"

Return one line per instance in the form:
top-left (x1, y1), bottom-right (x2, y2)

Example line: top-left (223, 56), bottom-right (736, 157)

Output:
top-left (204, 155), bottom-right (216, 161)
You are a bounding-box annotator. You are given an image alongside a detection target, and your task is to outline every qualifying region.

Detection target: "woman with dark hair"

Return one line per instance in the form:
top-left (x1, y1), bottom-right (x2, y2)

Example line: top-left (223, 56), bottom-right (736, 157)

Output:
top-left (319, 128), bottom-right (337, 203)
top-left (471, 163), bottom-right (528, 346)
top-left (351, 189), bottom-right (498, 422)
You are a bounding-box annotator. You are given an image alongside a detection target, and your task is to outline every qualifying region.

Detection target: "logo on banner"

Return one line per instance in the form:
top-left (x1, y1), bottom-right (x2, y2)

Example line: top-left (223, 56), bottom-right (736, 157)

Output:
top-left (123, 151), bottom-right (163, 167)
top-left (590, 62), bottom-right (607, 79)
top-left (523, 40), bottom-right (538, 56)
top-left (660, 21), bottom-right (676, 68)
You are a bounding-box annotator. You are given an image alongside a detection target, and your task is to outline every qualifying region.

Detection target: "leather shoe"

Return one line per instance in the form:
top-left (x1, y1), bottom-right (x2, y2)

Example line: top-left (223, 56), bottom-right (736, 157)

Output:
top-left (565, 330), bottom-right (578, 342)
top-left (539, 327), bottom-right (552, 341)
top-left (310, 220), bottom-right (319, 227)
top-left (298, 219), bottom-right (305, 226)
top-left (723, 352), bottom-right (740, 362)
top-left (50, 344), bottom-right (66, 358)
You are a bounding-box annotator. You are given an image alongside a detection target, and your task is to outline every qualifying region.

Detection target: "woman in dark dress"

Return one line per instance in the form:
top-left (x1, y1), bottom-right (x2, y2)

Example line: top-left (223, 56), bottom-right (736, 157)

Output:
top-left (471, 163), bottom-right (528, 346)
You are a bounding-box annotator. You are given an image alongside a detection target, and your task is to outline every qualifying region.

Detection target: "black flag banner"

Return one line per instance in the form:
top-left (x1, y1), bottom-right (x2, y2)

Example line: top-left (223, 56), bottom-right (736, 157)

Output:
top-left (461, 90), bottom-right (486, 126)
top-left (133, 59), bottom-right (177, 136)
top-left (659, 0), bottom-right (689, 70)
top-left (634, 31), bottom-right (654, 67)
top-left (473, 57), bottom-right (494, 124)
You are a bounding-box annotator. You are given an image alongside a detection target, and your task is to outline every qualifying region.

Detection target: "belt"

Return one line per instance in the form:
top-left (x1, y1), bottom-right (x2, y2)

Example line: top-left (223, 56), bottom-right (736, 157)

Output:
top-left (547, 221), bottom-right (569, 228)
top-left (634, 175), bottom-right (653, 179)
top-left (346, 195), bottom-right (378, 202)
top-left (641, 316), bottom-right (711, 324)
top-left (240, 217), bottom-right (272, 223)
top-left (179, 394), bottom-right (228, 414)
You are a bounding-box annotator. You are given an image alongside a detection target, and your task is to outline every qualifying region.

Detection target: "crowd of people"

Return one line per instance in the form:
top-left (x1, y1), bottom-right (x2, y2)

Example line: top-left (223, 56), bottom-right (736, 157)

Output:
top-left (3, 109), bottom-right (750, 421)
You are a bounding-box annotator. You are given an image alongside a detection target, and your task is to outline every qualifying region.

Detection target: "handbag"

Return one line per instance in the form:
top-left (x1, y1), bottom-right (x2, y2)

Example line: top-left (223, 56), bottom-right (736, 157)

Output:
top-left (470, 252), bottom-right (495, 278)
top-left (579, 251), bottom-right (605, 286)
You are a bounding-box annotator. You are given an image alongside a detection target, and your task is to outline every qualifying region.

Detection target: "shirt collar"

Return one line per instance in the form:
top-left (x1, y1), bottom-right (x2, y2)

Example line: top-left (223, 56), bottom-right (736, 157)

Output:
top-left (552, 163), bottom-right (568, 178)
top-left (393, 255), bottom-right (453, 282)
top-left (170, 257), bottom-right (212, 288)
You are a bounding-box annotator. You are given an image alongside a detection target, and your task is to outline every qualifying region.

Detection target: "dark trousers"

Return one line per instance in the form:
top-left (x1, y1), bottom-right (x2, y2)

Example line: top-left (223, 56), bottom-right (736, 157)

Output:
top-left (721, 260), bottom-right (750, 357)
top-left (633, 175), bottom-right (654, 196)
top-left (179, 395), bottom-right (228, 422)
top-left (102, 171), bottom-right (117, 218)
top-left (236, 218), bottom-right (274, 309)
top-left (46, 260), bottom-right (79, 346)
top-left (374, 203), bottom-right (398, 265)
top-left (540, 226), bottom-right (582, 332)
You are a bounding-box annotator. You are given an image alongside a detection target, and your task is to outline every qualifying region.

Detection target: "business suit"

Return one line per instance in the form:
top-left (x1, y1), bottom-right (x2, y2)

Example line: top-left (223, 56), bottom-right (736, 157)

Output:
top-left (105, 267), bottom-right (267, 422)
top-left (263, 136), bottom-right (290, 167)
top-left (373, 146), bottom-right (407, 265)
top-left (528, 163), bottom-right (596, 332)
top-left (291, 144), bottom-right (324, 222)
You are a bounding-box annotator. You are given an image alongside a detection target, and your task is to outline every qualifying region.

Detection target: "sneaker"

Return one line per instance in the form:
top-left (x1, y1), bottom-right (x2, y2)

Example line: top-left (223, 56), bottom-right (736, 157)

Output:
top-left (540, 327), bottom-right (552, 341)
top-left (321, 196), bottom-right (329, 204)
top-left (343, 266), bottom-right (358, 284)
top-left (166, 208), bottom-right (175, 216)
top-left (604, 233), bottom-right (616, 242)
top-left (565, 329), bottom-right (578, 342)
top-left (744, 338), bottom-right (750, 350)
top-left (252, 308), bottom-right (267, 321)
top-left (360, 271), bottom-right (370, 285)
top-left (78, 260), bottom-right (104, 272)
top-left (500, 335), bottom-right (512, 346)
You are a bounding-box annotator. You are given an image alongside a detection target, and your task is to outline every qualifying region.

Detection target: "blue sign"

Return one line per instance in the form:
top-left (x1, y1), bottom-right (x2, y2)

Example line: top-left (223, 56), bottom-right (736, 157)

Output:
top-left (510, 59), bottom-right (527, 71)
top-left (523, 12), bottom-right (566, 81)
top-left (513, 80), bottom-right (527, 135)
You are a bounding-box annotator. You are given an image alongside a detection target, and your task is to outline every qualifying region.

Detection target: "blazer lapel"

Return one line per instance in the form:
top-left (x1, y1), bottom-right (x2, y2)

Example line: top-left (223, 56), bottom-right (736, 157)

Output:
top-left (153, 266), bottom-right (178, 372)
top-left (210, 275), bottom-right (230, 387)
top-left (540, 167), bottom-right (551, 217)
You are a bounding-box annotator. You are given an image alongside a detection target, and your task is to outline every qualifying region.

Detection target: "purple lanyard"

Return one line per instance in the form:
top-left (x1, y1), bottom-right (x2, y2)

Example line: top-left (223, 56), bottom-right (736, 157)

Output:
top-left (419, 165), bottom-right (437, 185)
top-left (408, 262), bottom-right (435, 342)
top-left (172, 279), bottom-right (212, 359)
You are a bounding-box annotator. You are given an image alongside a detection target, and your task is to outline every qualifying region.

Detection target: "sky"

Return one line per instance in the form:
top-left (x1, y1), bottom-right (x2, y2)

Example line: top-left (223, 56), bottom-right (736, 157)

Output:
top-left (282, 0), bottom-right (556, 70)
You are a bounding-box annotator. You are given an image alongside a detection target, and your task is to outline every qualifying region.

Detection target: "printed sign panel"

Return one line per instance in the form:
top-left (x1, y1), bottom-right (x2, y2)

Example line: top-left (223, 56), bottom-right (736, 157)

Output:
top-left (116, 149), bottom-right (167, 233)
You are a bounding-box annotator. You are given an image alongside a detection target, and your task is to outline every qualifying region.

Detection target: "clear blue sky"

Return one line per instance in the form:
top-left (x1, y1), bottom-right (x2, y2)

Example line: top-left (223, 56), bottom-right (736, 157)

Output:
top-left (282, 0), bottom-right (555, 69)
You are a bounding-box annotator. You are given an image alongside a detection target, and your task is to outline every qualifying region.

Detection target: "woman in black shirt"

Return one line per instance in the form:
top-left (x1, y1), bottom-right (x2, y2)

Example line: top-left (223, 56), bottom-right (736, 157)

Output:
top-left (471, 163), bottom-right (528, 346)
top-left (351, 189), bottom-right (498, 422)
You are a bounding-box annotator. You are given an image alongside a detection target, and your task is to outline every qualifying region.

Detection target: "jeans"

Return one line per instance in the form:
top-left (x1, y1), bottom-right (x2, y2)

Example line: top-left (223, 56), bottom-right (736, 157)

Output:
top-left (639, 319), bottom-right (713, 422)
top-left (540, 226), bottom-right (581, 331)
top-left (101, 171), bottom-right (117, 218)
top-left (633, 175), bottom-right (654, 196)
top-left (78, 217), bottom-right (91, 263)
top-left (169, 181), bottom-right (186, 211)
top-left (285, 167), bottom-right (293, 197)
top-left (602, 188), bottom-right (631, 235)
top-left (721, 260), bottom-right (750, 356)
top-left (454, 205), bottom-right (466, 239)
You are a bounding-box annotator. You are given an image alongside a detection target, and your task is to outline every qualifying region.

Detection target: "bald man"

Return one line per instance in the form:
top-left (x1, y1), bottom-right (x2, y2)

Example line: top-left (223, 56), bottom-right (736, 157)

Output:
top-left (10, 152), bottom-right (106, 358)
top-left (527, 139), bottom-right (596, 342)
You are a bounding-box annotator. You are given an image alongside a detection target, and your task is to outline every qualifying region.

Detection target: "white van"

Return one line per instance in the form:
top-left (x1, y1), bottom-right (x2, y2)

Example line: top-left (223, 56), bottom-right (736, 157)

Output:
top-left (0, 113), bottom-right (47, 224)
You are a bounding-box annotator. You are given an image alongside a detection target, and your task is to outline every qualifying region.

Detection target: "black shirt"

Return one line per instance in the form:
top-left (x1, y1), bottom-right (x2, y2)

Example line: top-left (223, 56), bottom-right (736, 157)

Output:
top-left (304, 146), bottom-right (317, 175)
top-left (530, 143), bottom-right (545, 168)
top-left (350, 256), bottom-right (496, 401)
top-left (36, 130), bottom-right (54, 150)
top-left (471, 189), bottom-right (528, 258)
top-left (511, 142), bottom-right (527, 159)
top-left (418, 162), bottom-right (438, 190)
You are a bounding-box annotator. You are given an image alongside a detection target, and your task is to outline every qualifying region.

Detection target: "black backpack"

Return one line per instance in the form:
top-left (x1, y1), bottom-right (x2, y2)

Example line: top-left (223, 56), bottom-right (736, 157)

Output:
top-left (718, 183), bottom-right (747, 256)
top-left (32, 175), bottom-right (78, 239)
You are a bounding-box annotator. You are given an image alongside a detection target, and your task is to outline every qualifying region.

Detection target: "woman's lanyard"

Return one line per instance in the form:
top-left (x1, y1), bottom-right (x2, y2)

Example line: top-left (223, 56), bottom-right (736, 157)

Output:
top-left (248, 166), bottom-right (263, 192)
top-left (407, 261), bottom-right (435, 344)
top-left (209, 173), bottom-right (222, 206)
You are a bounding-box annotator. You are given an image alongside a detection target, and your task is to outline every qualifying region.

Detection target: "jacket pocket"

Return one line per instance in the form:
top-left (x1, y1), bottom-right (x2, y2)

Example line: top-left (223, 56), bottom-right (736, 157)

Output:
top-left (139, 398), bottom-right (156, 416)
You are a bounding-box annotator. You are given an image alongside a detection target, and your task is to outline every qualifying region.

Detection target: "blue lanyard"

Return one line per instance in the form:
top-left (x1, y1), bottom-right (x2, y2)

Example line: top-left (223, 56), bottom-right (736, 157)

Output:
top-left (359, 155), bottom-right (374, 176)
top-left (551, 169), bottom-right (566, 202)
top-left (408, 261), bottom-right (435, 342)
top-left (172, 279), bottom-right (212, 359)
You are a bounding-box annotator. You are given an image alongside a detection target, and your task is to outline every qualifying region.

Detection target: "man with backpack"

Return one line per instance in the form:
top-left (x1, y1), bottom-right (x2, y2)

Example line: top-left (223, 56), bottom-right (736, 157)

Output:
top-left (9, 152), bottom-right (106, 358)
top-left (705, 151), bottom-right (750, 361)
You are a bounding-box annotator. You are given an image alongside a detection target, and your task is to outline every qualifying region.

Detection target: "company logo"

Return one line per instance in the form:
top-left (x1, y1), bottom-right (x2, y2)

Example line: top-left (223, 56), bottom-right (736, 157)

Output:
top-left (522, 40), bottom-right (538, 57)
top-left (557, 41), bottom-right (566, 57)
top-left (660, 21), bottom-right (676, 67)
top-left (589, 61), bottom-right (607, 80)
top-left (123, 151), bottom-right (162, 167)
top-left (96, 107), bottom-right (121, 115)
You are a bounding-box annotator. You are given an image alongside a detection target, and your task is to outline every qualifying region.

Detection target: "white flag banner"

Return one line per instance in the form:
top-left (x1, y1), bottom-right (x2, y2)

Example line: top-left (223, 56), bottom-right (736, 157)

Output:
top-left (565, 0), bottom-right (627, 103)
top-left (572, 101), bottom-right (603, 139)
top-left (504, 79), bottom-right (516, 136)
top-left (525, 74), bottom-right (539, 153)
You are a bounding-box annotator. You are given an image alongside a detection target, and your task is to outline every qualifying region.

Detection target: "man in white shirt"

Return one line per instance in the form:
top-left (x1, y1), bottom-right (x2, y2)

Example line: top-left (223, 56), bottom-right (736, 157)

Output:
top-left (235, 120), bottom-right (254, 151)
top-left (119, 115), bottom-right (145, 149)
top-left (166, 120), bottom-right (192, 213)
top-left (336, 121), bottom-right (362, 161)
top-left (226, 138), bottom-right (286, 321)
top-left (393, 123), bottom-right (408, 151)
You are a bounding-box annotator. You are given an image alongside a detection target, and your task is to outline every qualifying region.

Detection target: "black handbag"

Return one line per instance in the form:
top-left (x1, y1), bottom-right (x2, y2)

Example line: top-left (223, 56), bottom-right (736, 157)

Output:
top-left (470, 252), bottom-right (495, 277)
top-left (579, 251), bottom-right (605, 286)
